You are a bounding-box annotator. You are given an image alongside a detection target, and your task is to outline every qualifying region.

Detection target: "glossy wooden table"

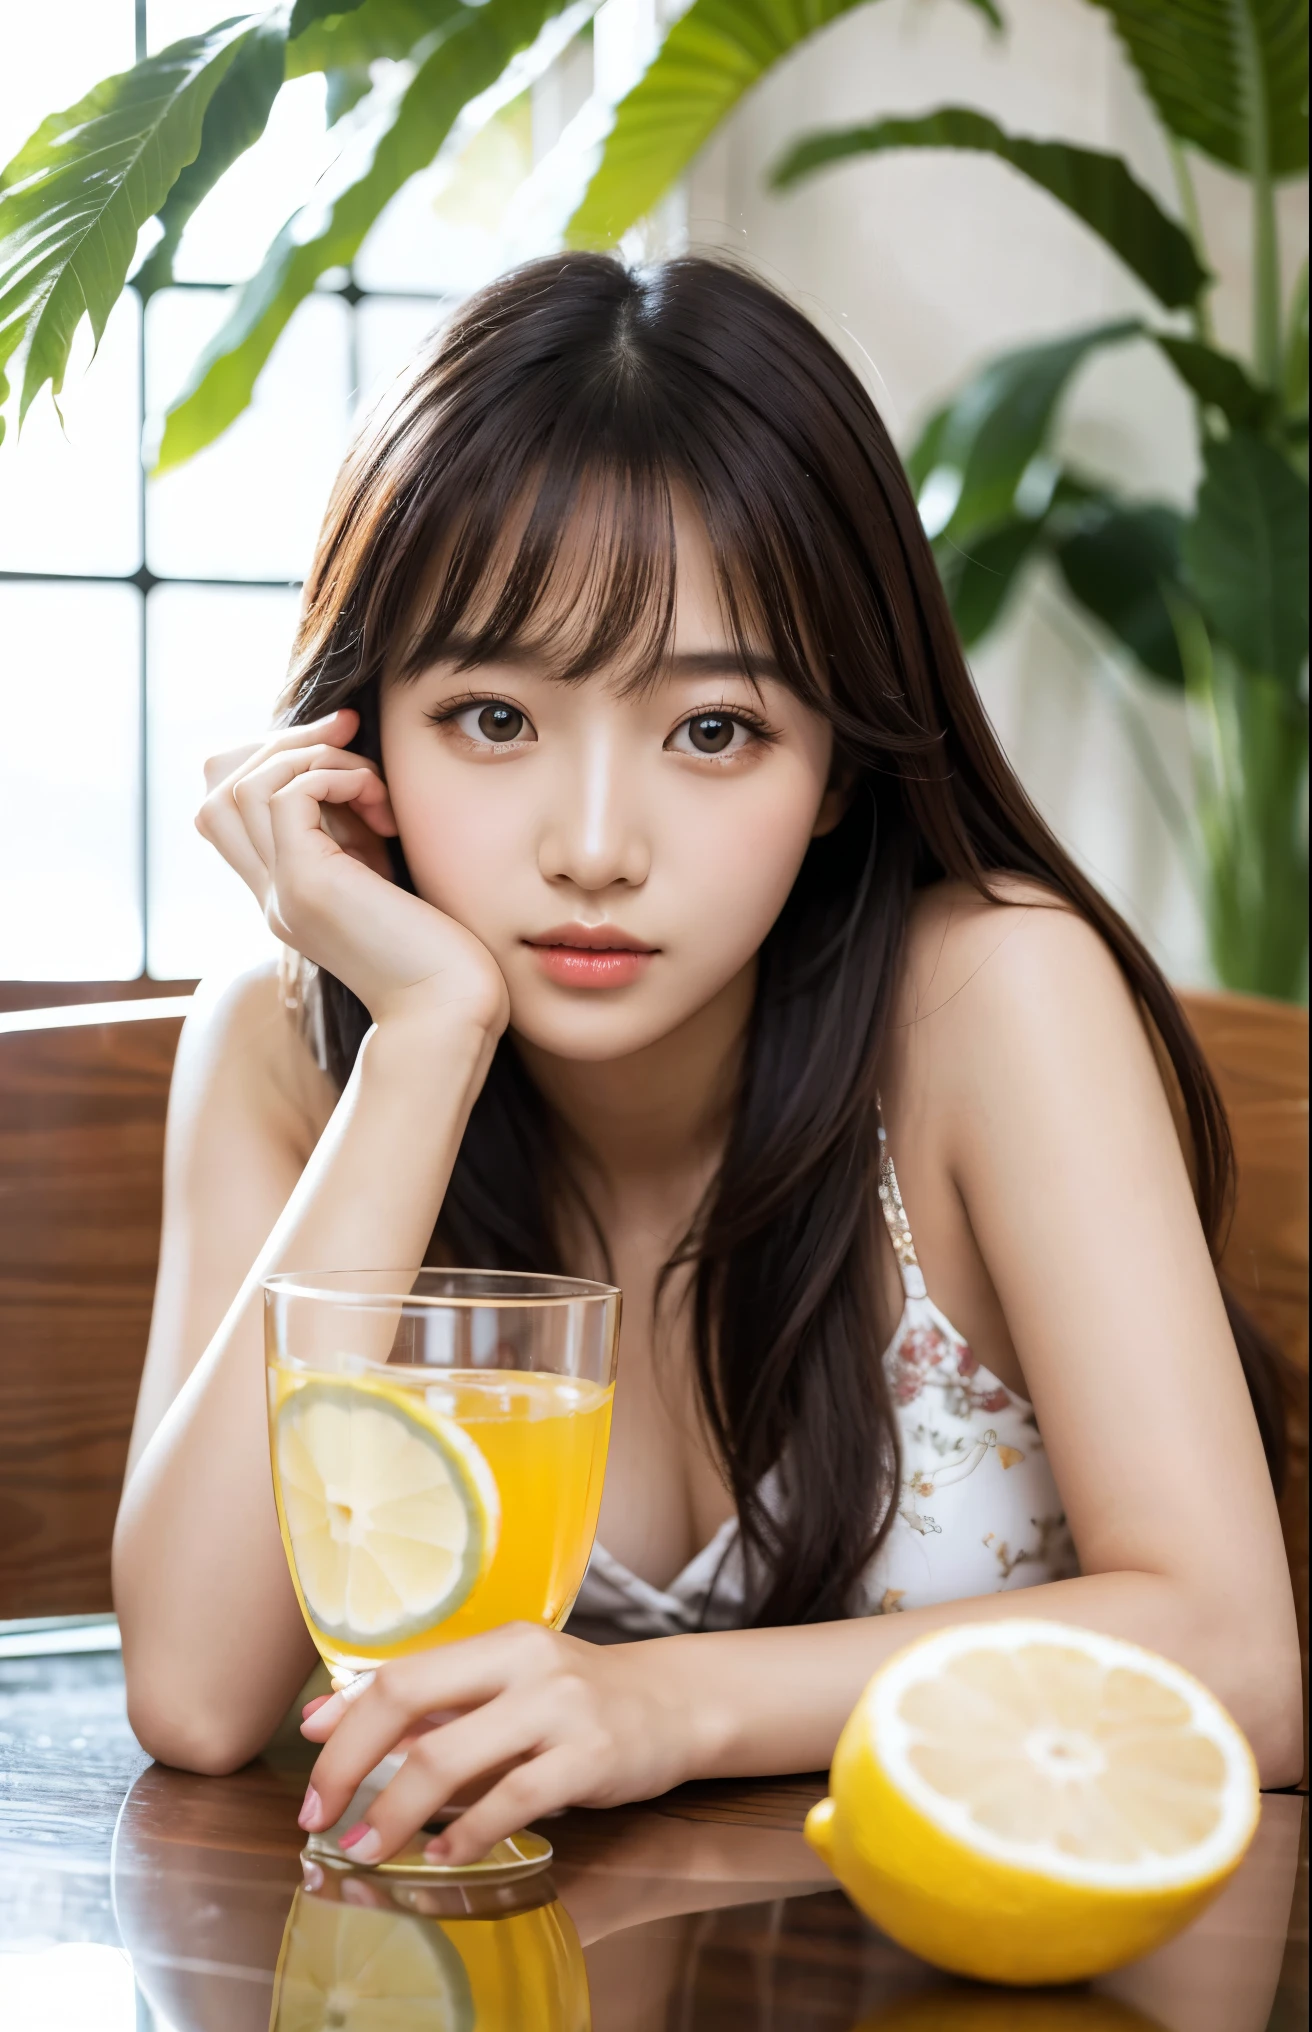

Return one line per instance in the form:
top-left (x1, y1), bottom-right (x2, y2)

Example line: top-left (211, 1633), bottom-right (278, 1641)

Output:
top-left (0, 1649), bottom-right (1305, 2030)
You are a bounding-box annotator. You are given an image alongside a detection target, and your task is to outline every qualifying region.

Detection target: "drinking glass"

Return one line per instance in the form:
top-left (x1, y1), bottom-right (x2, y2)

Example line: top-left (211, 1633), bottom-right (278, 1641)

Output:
top-left (264, 1268), bottom-right (621, 1878)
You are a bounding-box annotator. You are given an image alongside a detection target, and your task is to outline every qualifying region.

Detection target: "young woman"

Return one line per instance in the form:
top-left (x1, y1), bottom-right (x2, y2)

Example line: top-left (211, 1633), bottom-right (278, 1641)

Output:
top-left (114, 254), bottom-right (1302, 1867)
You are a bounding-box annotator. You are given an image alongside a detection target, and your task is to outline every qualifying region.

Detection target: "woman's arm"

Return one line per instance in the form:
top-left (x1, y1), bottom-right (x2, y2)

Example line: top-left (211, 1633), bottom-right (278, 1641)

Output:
top-left (293, 896), bottom-right (1302, 1864)
top-left (113, 711), bottom-right (508, 1773)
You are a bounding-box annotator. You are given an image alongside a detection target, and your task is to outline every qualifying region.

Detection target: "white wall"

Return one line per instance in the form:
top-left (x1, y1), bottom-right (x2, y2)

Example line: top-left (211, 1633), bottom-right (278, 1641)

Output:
top-left (685, 0), bottom-right (1308, 984)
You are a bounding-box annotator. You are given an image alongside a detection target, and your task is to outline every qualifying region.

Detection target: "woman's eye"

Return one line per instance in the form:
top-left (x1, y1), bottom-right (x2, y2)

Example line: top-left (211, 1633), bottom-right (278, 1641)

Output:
top-left (449, 701), bottom-right (534, 745)
top-left (671, 713), bottom-right (751, 757)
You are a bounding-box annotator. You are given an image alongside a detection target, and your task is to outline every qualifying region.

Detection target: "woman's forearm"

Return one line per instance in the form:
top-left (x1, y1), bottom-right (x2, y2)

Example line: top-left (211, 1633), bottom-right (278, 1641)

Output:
top-left (113, 1011), bottom-right (497, 1771)
top-left (659, 1568), bottom-right (1304, 1790)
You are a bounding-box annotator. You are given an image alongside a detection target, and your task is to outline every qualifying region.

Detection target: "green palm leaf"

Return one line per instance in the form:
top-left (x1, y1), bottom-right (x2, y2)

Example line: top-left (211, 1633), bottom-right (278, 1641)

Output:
top-left (566, 0), bottom-right (1002, 247)
top-left (1051, 494), bottom-right (1186, 683)
top-left (136, 13), bottom-right (289, 297)
top-left (772, 106), bottom-right (1207, 311)
top-left (158, 0), bottom-right (589, 469)
top-left (1088, 0), bottom-right (1307, 178)
top-left (290, 0), bottom-right (368, 28)
top-left (1152, 333), bottom-right (1277, 428)
top-left (0, 16), bottom-right (262, 442)
top-left (910, 320), bottom-right (1141, 545)
top-left (286, 0), bottom-right (458, 73)
top-left (1181, 428), bottom-right (1309, 685)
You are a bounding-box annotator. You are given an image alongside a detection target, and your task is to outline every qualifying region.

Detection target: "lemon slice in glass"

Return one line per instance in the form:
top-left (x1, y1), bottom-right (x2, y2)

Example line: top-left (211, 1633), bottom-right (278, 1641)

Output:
top-left (275, 1379), bottom-right (499, 1648)
top-left (805, 1619), bottom-right (1260, 1985)
top-left (271, 1890), bottom-right (474, 2032)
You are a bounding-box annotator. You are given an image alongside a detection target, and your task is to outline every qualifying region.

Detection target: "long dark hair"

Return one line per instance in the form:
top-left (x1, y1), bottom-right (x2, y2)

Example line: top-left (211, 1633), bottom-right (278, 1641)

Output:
top-left (281, 252), bottom-right (1285, 1625)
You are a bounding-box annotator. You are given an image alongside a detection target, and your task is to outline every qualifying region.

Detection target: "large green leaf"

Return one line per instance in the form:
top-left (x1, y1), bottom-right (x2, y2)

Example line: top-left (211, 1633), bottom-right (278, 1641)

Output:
top-left (1181, 428), bottom-right (1309, 684)
top-left (1152, 333), bottom-right (1277, 428)
top-left (135, 13), bottom-right (289, 297)
top-left (937, 516), bottom-right (1048, 644)
top-left (290, 0), bottom-right (368, 29)
top-left (1088, 0), bottom-right (1308, 179)
top-left (1285, 254), bottom-right (1308, 421)
top-left (772, 106), bottom-right (1207, 312)
top-left (286, 0), bottom-right (457, 72)
top-left (566, 0), bottom-right (1001, 247)
top-left (159, 0), bottom-right (586, 468)
top-left (910, 320), bottom-right (1141, 544)
top-left (1052, 494), bottom-right (1186, 683)
top-left (0, 17), bottom-right (260, 441)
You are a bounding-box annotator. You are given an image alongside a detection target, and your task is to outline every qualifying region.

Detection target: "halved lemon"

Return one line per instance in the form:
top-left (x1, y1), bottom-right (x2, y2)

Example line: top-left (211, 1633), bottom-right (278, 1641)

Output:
top-left (805, 1620), bottom-right (1259, 1986)
top-left (271, 1889), bottom-right (474, 2032)
top-left (274, 1378), bottom-right (499, 1649)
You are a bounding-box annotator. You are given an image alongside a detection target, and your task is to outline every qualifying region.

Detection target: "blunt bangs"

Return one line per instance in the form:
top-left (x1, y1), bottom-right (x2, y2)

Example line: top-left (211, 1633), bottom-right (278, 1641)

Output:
top-left (286, 254), bottom-right (930, 747)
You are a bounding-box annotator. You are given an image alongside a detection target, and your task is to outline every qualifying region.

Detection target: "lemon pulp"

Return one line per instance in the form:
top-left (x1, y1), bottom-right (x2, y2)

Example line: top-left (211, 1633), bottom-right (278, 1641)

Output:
top-left (273, 1377), bottom-right (499, 1653)
top-left (805, 1619), bottom-right (1260, 1985)
top-left (271, 1891), bottom-right (474, 2032)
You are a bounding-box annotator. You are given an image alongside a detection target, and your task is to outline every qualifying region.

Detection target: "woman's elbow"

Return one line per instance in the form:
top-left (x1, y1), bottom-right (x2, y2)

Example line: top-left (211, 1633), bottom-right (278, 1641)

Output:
top-left (1250, 1662), bottom-right (1306, 1790)
top-left (125, 1683), bottom-right (263, 1777)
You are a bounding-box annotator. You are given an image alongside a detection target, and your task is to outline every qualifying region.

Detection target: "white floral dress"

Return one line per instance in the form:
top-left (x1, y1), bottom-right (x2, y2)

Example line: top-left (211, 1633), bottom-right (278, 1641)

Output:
top-left (568, 1122), bottom-right (1076, 1641)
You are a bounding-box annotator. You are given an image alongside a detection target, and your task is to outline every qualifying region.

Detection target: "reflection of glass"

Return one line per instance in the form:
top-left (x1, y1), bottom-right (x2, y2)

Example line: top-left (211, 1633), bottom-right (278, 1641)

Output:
top-left (271, 1869), bottom-right (591, 2032)
top-left (266, 1270), bottom-right (620, 1685)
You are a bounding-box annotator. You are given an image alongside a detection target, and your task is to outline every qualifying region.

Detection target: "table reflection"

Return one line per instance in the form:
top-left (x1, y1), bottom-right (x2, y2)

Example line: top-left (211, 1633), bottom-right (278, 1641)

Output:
top-left (108, 1758), bottom-right (1303, 2032)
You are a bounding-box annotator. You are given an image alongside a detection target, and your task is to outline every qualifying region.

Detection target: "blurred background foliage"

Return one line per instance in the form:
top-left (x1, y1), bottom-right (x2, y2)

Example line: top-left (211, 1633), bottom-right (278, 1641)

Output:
top-left (0, 0), bottom-right (1306, 998)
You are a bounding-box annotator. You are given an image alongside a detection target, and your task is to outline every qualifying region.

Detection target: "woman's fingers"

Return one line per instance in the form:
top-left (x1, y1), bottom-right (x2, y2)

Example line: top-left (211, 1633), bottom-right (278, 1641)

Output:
top-left (233, 746), bottom-right (390, 872)
top-left (329, 1692), bottom-right (549, 1863)
top-left (427, 1747), bottom-right (582, 1866)
top-left (302, 1628), bottom-right (564, 1823)
top-left (195, 710), bottom-right (365, 894)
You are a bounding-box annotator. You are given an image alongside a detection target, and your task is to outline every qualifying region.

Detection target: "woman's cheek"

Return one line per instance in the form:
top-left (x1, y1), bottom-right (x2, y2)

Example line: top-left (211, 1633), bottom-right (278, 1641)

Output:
top-left (695, 795), bottom-right (817, 939)
top-left (392, 777), bottom-right (522, 925)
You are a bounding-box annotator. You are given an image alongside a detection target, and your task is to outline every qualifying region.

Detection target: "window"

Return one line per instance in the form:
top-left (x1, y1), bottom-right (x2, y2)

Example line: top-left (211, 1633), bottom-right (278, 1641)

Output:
top-left (1, 0), bottom-right (645, 987)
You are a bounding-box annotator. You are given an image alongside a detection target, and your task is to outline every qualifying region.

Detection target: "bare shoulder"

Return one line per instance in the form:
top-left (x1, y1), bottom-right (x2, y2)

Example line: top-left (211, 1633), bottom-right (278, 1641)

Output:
top-left (889, 875), bottom-right (1158, 1142)
top-left (171, 957), bottom-right (337, 1158)
top-left (896, 875), bottom-right (1133, 1034)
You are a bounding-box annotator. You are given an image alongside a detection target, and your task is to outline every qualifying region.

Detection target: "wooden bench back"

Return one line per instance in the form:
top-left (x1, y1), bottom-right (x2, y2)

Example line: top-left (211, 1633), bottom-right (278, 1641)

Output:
top-left (0, 990), bottom-right (1306, 1685)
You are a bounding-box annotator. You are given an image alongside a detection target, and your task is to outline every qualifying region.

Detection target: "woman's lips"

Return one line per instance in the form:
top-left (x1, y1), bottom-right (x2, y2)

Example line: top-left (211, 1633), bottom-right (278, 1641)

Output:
top-left (524, 927), bottom-right (656, 990)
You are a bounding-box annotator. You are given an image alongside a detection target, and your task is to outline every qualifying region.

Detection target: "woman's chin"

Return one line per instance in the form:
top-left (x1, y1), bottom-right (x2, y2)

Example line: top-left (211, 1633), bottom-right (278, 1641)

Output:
top-left (507, 988), bottom-right (703, 1066)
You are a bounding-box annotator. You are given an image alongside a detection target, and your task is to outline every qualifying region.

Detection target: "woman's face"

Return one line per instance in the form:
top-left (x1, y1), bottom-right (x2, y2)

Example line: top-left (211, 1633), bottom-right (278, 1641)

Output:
top-left (378, 507), bottom-right (839, 1063)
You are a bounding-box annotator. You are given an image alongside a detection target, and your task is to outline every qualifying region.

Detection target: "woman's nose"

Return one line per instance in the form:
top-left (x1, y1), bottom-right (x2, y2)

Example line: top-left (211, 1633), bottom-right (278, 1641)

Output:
top-left (536, 739), bottom-right (650, 891)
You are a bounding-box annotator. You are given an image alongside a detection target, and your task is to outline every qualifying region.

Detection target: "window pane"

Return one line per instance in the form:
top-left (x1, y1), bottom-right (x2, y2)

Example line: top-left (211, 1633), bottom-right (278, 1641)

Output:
top-left (354, 100), bottom-right (535, 297)
top-left (0, 291), bottom-right (142, 577)
top-left (0, 581), bottom-right (142, 979)
top-left (145, 290), bottom-right (351, 582)
top-left (173, 76), bottom-right (331, 286)
top-left (146, 1), bottom-right (229, 52)
top-left (0, 3), bottom-right (134, 171)
top-left (146, 584), bottom-right (299, 980)
top-left (355, 299), bottom-right (447, 421)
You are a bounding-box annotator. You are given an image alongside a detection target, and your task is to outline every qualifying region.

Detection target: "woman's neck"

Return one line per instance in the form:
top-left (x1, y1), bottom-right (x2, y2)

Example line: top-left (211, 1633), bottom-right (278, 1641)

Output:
top-left (513, 961), bottom-right (755, 1204)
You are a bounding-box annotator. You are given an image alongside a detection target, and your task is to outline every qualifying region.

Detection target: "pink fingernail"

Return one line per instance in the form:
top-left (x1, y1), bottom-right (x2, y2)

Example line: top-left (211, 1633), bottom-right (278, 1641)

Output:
top-left (424, 1835), bottom-right (452, 1862)
top-left (340, 1824), bottom-right (382, 1863)
top-left (298, 1786), bottom-right (323, 1831)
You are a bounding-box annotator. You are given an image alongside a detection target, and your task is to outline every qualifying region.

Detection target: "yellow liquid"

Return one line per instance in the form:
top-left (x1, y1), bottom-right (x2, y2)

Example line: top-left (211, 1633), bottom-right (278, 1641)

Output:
top-left (270, 1365), bottom-right (613, 1677)
top-left (271, 1885), bottom-right (591, 2032)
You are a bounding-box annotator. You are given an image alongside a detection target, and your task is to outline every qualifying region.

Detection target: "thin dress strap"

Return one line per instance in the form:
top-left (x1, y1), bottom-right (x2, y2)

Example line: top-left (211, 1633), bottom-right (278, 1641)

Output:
top-left (876, 1104), bottom-right (928, 1301)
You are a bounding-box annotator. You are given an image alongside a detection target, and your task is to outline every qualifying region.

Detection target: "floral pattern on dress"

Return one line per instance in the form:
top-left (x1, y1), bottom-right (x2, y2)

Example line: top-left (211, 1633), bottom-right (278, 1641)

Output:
top-left (854, 1294), bottom-right (1079, 1615)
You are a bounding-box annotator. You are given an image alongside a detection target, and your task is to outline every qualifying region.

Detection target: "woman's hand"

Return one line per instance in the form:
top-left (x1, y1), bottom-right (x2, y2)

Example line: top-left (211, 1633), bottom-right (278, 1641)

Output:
top-left (295, 1624), bottom-right (708, 1866)
top-left (196, 708), bottom-right (508, 1036)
